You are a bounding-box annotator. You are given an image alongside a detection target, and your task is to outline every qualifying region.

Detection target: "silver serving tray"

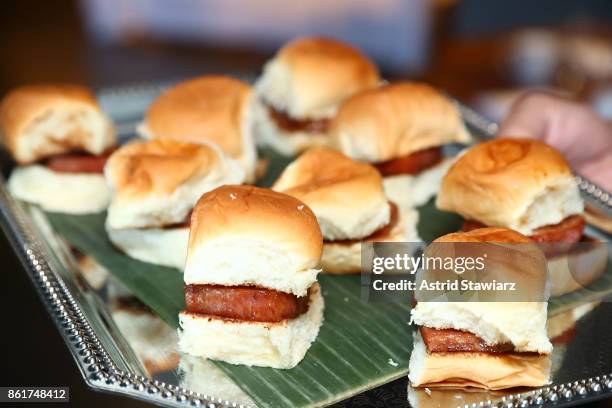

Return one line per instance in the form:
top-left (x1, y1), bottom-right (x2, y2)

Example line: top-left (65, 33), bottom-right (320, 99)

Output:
top-left (0, 81), bottom-right (611, 408)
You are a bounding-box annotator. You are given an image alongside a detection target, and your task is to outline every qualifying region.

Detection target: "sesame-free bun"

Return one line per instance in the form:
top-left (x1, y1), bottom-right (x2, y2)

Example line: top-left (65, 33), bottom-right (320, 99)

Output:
top-left (322, 208), bottom-right (420, 274)
top-left (185, 185), bottom-right (323, 296)
top-left (107, 226), bottom-right (190, 269)
top-left (436, 138), bottom-right (583, 235)
top-left (8, 164), bottom-right (110, 214)
top-left (330, 82), bottom-right (470, 163)
top-left (255, 37), bottom-right (379, 120)
top-left (273, 148), bottom-right (389, 240)
top-left (408, 332), bottom-right (551, 389)
top-left (178, 283), bottom-right (323, 369)
top-left (139, 76), bottom-right (257, 181)
top-left (105, 139), bottom-right (244, 230)
top-left (411, 227), bottom-right (552, 354)
top-left (0, 84), bottom-right (115, 164)
top-left (383, 157), bottom-right (454, 211)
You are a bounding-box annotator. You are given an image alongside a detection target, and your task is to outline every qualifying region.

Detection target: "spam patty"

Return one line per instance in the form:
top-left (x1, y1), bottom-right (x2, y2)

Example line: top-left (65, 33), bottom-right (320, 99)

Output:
top-left (44, 149), bottom-right (115, 174)
top-left (374, 146), bottom-right (442, 177)
top-left (462, 215), bottom-right (585, 244)
top-left (268, 105), bottom-right (330, 134)
top-left (185, 284), bottom-right (311, 322)
top-left (420, 326), bottom-right (514, 353)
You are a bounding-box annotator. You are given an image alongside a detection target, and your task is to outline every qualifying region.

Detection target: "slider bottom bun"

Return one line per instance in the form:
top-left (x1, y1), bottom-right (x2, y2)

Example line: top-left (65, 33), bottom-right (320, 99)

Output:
top-left (8, 165), bottom-right (110, 214)
top-left (178, 283), bottom-right (324, 369)
top-left (321, 208), bottom-right (420, 274)
top-left (111, 307), bottom-right (179, 375)
top-left (383, 158), bottom-right (453, 210)
top-left (252, 99), bottom-right (329, 156)
top-left (409, 333), bottom-right (551, 389)
top-left (107, 226), bottom-right (189, 269)
top-left (547, 240), bottom-right (607, 296)
top-left (179, 355), bottom-right (256, 407)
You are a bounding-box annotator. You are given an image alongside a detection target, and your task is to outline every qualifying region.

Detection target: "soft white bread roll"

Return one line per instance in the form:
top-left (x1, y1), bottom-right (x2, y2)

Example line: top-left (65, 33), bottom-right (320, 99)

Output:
top-left (383, 157), bottom-right (454, 211)
top-left (138, 76), bottom-right (257, 182)
top-left (107, 227), bottom-right (189, 269)
top-left (185, 185), bottom-right (323, 296)
top-left (330, 82), bottom-right (470, 163)
top-left (179, 356), bottom-right (256, 407)
top-left (322, 208), bottom-right (420, 274)
top-left (253, 37), bottom-right (379, 155)
top-left (273, 147), bottom-right (389, 240)
top-left (178, 283), bottom-right (323, 369)
top-left (547, 239), bottom-right (608, 296)
top-left (111, 305), bottom-right (179, 375)
top-left (408, 332), bottom-right (551, 389)
top-left (0, 84), bottom-right (115, 164)
top-left (255, 37), bottom-right (379, 120)
top-left (411, 228), bottom-right (552, 354)
top-left (105, 139), bottom-right (244, 230)
top-left (436, 138), bottom-right (584, 235)
top-left (8, 165), bottom-right (110, 214)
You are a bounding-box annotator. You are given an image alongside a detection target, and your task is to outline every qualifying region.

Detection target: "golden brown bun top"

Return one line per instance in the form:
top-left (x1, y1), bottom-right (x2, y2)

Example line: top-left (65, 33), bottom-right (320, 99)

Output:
top-left (256, 37), bottom-right (380, 118)
top-left (433, 227), bottom-right (533, 244)
top-left (273, 147), bottom-right (385, 203)
top-left (0, 84), bottom-right (112, 163)
top-left (105, 139), bottom-right (227, 200)
top-left (436, 138), bottom-right (582, 233)
top-left (277, 37), bottom-right (378, 79)
top-left (189, 185), bottom-right (323, 260)
top-left (330, 81), bottom-right (471, 162)
top-left (272, 148), bottom-right (389, 239)
top-left (144, 76), bottom-right (251, 157)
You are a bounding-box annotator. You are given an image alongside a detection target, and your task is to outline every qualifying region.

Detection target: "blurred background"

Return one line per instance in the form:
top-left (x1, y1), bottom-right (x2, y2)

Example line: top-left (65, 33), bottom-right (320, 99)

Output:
top-left (1, 1), bottom-right (611, 407)
top-left (1, 0), bottom-right (611, 123)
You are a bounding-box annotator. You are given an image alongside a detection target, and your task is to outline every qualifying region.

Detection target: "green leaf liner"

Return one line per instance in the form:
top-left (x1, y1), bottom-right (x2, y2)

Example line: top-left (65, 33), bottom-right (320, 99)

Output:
top-left (45, 182), bottom-right (612, 407)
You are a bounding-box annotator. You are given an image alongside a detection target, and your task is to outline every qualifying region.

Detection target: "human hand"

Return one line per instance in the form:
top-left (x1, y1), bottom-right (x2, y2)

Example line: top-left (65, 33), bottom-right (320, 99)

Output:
top-left (498, 91), bottom-right (612, 192)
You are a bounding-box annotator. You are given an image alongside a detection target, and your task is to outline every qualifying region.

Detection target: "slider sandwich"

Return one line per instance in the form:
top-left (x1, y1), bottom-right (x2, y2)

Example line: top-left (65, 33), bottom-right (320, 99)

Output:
top-left (1, 85), bottom-right (116, 213)
top-left (253, 37), bottom-right (380, 155)
top-left (138, 76), bottom-right (258, 182)
top-left (273, 147), bottom-right (420, 274)
top-left (178, 185), bottom-right (324, 368)
top-left (104, 140), bottom-right (244, 268)
top-left (436, 138), bottom-right (605, 295)
top-left (409, 228), bottom-right (552, 389)
top-left (330, 81), bottom-right (471, 210)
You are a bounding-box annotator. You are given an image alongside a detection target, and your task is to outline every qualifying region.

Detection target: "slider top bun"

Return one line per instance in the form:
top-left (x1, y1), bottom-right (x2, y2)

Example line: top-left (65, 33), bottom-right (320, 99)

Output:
top-left (413, 227), bottom-right (552, 354)
top-left (433, 227), bottom-right (533, 244)
top-left (273, 147), bottom-right (389, 240)
top-left (185, 185), bottom-right (322, 296)
top-left (255, 37), bottom-right (379, 119)
top-left (436, 138), bottom-right (583, 235)
top-left (0, 84), bottom-right (115, 164)
top-left (141, 76), bottom-right (256, 180)
top-left (105, 140), bottom-right (244, 230)
top-left (330, 81), bottom-right (470, 163)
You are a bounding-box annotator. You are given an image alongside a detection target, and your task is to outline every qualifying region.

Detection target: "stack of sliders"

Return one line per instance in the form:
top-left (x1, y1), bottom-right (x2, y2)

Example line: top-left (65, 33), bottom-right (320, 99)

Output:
top-left (273, 147), bottom-right (419, 274)
top-left (178, 185), bottom-right (324, 368)
top-left (253, 37), bottom-right (380, 155)
top-left (330, 81), bottom-right (471, 210)
top-left (409, 228), bottom-right (552, 389)
top-left (1, 85), bottom-right (116, 213)
top-left (104, 139), bottom-right (244, 268)
top-left (436, 138), bottom-right (606, 296)
top-left (138, 75), bottom-right (258, 182)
